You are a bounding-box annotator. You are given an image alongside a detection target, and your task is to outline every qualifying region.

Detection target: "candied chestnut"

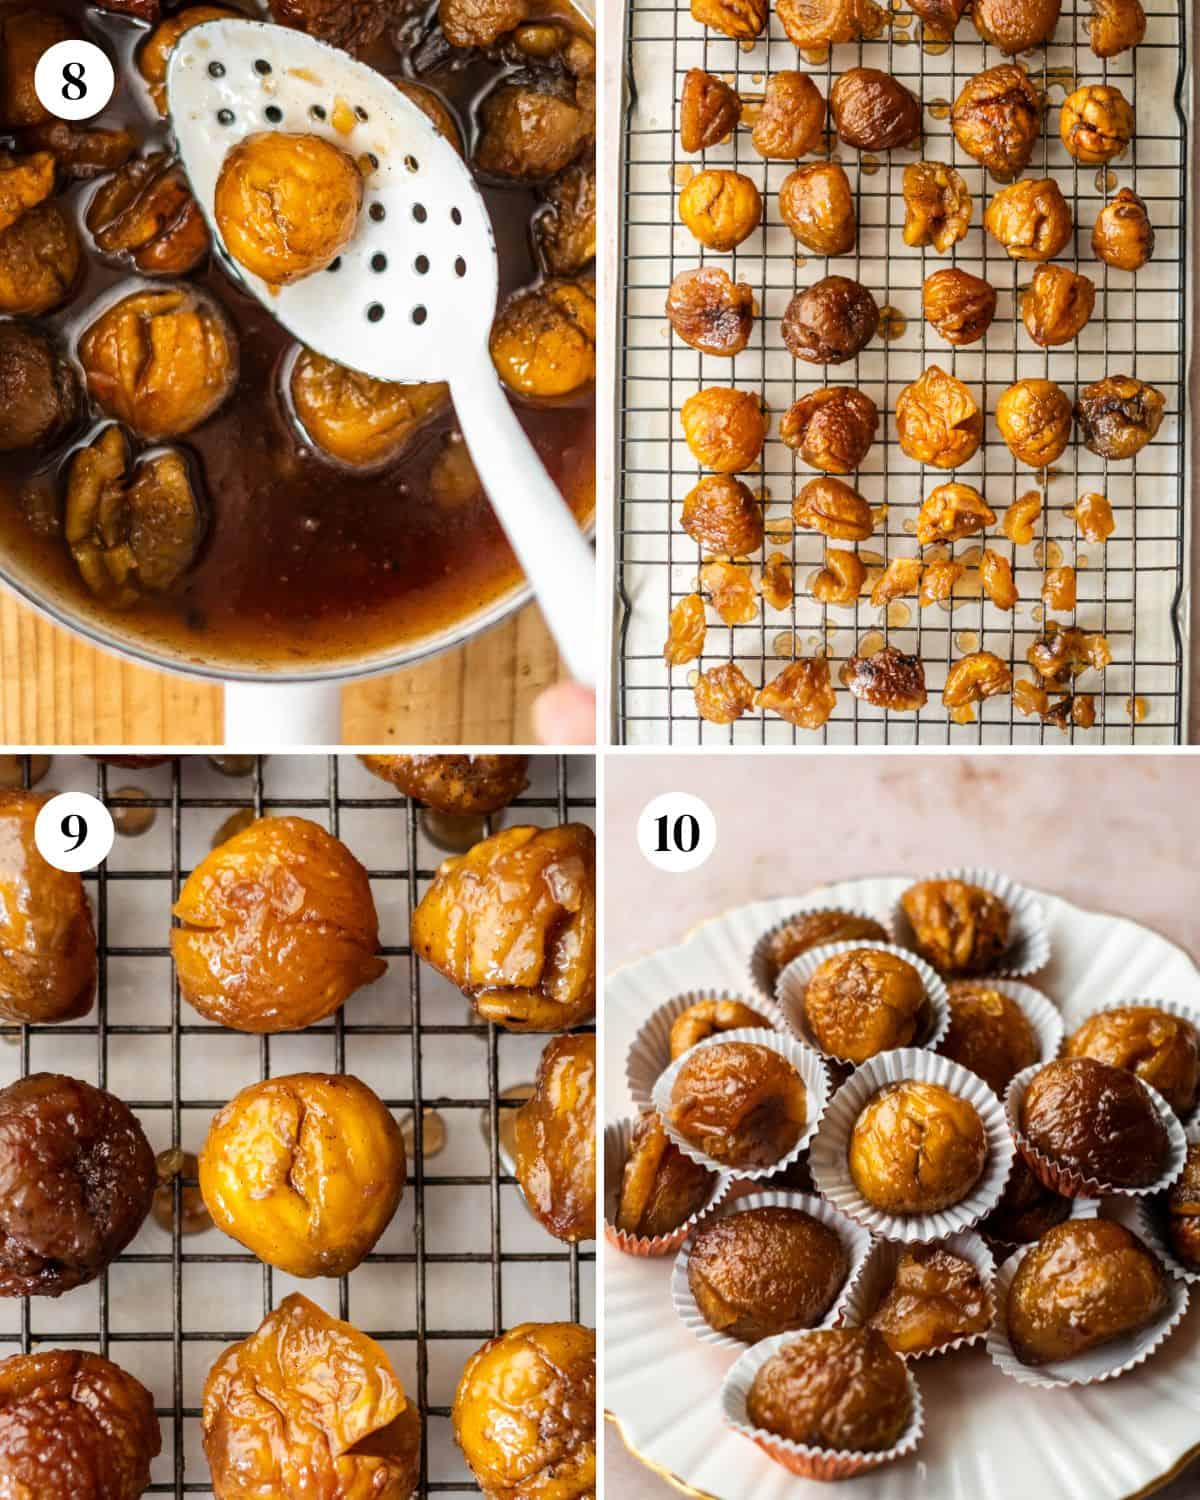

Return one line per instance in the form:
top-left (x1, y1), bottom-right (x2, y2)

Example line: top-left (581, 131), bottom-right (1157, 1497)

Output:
top-left (1166, 1143), bottom-right (1200, 1268)
top-left (1060, 84), bottom-right (1133, 164)
top-left (695, 662), bottom-right (756, 723)
top-left (681, 387), bottom-right (767, 472)
top-left (922, 268), bottom-right (997, 347)
top-left (830, 68), bottom-right (921, 152)
top-left (985, 179), bottom-right (1073, 261)
top-left (440, 0), bottom-right (527, 47)
top-left (139, 8), bottom-right (238, 116)
top-left (777, 0), bottom-right (886, 45)
top-left (756, 658), bottom-right (838, 729)
top-left (902, 161), bottom-right (971, 253)
top-left (688, 1206), bottom-right (849, 1340)
top-left (79, 286), bottom-right (238, 441)
top-left (15, 121), bottom-right (135, 181)
top-left (172, 815), bottom-right (386, 1032)
top-left (671, 998), bottom-right (767, 1057)
top-left (812, 548), bottom-right (866, 606)
top-left (0, 10), bottom-right (79, 129)
top-left (0, 1072), bottom-right (155, 1296)
top-left (1020, 1056), bottom-right (1169, 1186)
top-left (453, 1323), bottom-right (595, 1499)
top-left (692, 0), bottom-right (765, 33)
top-left (666, 266), bottom-right (755, 357)
top-left (973, 0), bottom-right (1061, 52)
top-left (868, 1245), bottom-right (991, 1354)
top-left (1066, 1006), bottom-right (1199, 1117)
top-left (668, 1040), bottom-right (807, 1167)
top-left (793, 476), bottom-right (874, 541)
top-left (1073, 490), bottom-right (1115, 542)
top-left (1021, 264), bottom-right (1095, 347)
top-left (759, 912), bottom-right (889, 989)
top-left (680, 68), bottom-right (740, 153)
top-left (841, 646), bottom-right (927, 711)
top-left (782, 386), bottom-right (877, 472)
top-left (1092, 187), bottom-right (1153, 270)
top-left (0, 202), bottom-right (81, 317)
top-left (0, 1349), bottom-right (160, 1500)
top-left (359, 754), bottom-right (529, 813)
top-left (1027, 623), bottom-right (1112, 680)
top-left (804, 948), bottom-right (927, 1063)
top-left (916, 483), bottom-right (996, 545)
top-left (682, 475), bottom-right (763, 554)
top-left (980, 547), bottom-right (1019, 610)
top-left (1007, 1218), bottom-right (1167, 1365)
top-left (412, 823), bottom-right (595, 1031)
top-left (514, 1033), bottom-right (595, 1244)
top-left (615, 1111), bottom-right (715, 1237)
top-left (1042, 565), bottom-right (1076, 611)
top-left (907, 0), bottom-right (967, 33)
top-left (476, 81), bottom-right (591, 181)
top-left (896, 365), bottom-right (982, 469)
top-left (747, 1329), bottom-right (910, 1451)
top-left (851, 1080), bottom-right (987, 1213)
top-left (87, 152), bottom-right (209, 276)
top-left (952, 66), bottom-right (1042, 182)
top-left (536, 161), bottom-right (595, 274)
top-left (664, 593), bottom-right (706, 665)
top-left (943, 653), bottom-right (1013, 713)
top-left (752, 71), bottom-right (826, 159)
top-left (996, 378), bottom-right (1073, 467)
top-left (782, 276), bottom-right (879, 365)
top-left (0, 321), bottom-right (78, 453)
top-left (872, 555), bottom-right (923, 607)
top-left (901, 879), bottom-right (1010, 978)
top-left (920, 558), bottom-right (965, 607)
top-left (491, 277), bottom-right (595, 400)
top-left (269, 0), bottom-right (403, 51)
top-left (204, 1293), bottom-right (421, 1500)
top-left (981, 1153), bottom-right (1070, 1242)
top-left (1089, 0), bottom-right (1145, 56)
top-left (942, 980), bottom-right (1038, 1094)
top-left (679, 170), bottom-right (762, 251)
top-left (1076, 375), bottom-right (1164, 459)
top-left (761, 552), bottom-right (794, 610)
top-left (778, 162), bottom-right (856, 255)
top-left (0, 149), bottom-right (53, 235)
top-left (1004, 490), bottom-right (1042, 544)
top-left (291, 348), bottom-right (449, 467)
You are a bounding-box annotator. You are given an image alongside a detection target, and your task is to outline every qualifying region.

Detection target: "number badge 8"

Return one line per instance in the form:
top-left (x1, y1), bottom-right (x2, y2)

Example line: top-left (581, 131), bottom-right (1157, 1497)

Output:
top-left (34, 39), bottom-right (116, 123)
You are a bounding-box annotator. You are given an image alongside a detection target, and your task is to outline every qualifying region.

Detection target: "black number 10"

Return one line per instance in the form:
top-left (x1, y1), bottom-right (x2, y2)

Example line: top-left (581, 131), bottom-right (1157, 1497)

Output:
top-left (62, 61), bottom-right (87, 101)
top-left (654, 813), bottom-right (699, 854)
top-left (61, 814), bottom-right (87, 853)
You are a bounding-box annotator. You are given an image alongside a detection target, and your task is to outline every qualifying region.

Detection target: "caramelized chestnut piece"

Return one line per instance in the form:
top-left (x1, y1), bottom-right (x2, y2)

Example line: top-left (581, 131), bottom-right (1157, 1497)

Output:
top-left (811, 549), bottom-right (866, 606)
top-left (868, 1245), bottom-right (991, 1354)
top-left (901, 878), bottom-right (1010, 977)
top-left (850, 1080), bottom-right (987, 1212)
top-left (781, 386), bottom-right (878, 472)
top-left (916, 482), bottom-right (996, 545)
top-left (902, 161), bottom-right (971, 253)
top-left (682, 475), bottom-right (764, 554)
top-left (840, 646), bottom-right (927, 711)
top-left (985, 179), bottom-right (1073, 260)
top-left (747, 1329), bottom-right (910, 1452)
top-left (782, 276), bottom-right (879, 364)
top-left (793, 476), bottom-right (874, 541)
top-left (1060, 84), bottom-right (1133, 164)
top-left (981, 1153), bottom-right (1070, 1243)
top-left (0, 321), bottom-right (79, 454)
top-left (475, 80), bottom-right (591, 181)
top-left (87, 152), bottom-right (209, 277)
top-left (1076, 375), bottom-right (1164, 459)
top-left (973, 0), bottom-right (1061, 52)
top-left (896, 365), bottom-right (983, 469)
top-left (1066, 1006), bottom-right (1199, 1118)
top-left (0, 148), bottom-right (53, 234)
top-left (1042, 565), bottom-right (1076, 611)
top-left (535, 161), bottom-right (595, 273)
top-left (942, 980), bottom-right (1038, 1094)
top-left (671, 998), bottom-right (769, 1057)
top-left (695, 662), bottom-right (756, 723)
top-left (777, 0), bottom-right (887, 45)
top-left (668, 1040), bottom-right (807, 1167)
top-left (872, 556), bottom-right (922, 607)
top-left (980, 548), bottom-right (1019, 610)
top-left (514, 1033), bottom-right (595, 1243)
top-left (907, 0), bottom-right (968, 36)
top-left (752, 72), bottom-right (825, 159)
top-left (615, 1111), bottom-right (715, 1237)
top-left (1088, 0), bottom-right (1145, 56)
top-left (805, 948), bottom-right (927, 1063)
top-left (944, 654), bottom-right (1013, 713)
top-left (139, 8), bottom-right (239, 115)
top-left (1073, 490), bottom-right (1115, 542)
top-left (702, 556), bottom-right (756, 623)
top-left (490, 278), bottom-right (596, 399)
top-left (679, 169), bottom-right (762, 251)
top-left (1004, 491), bottom-right (1043, 544)
top-left (691, 0), bottom-right (767, 36)
top-left (270, 0), bottom-right (405, 51)
top-left (1166, 1143), bottom-right (1200, 1268)
top-left (292, 350), bottom-right (449, 468)
top-left (667, 267), bottom-right (755, 356)
top-left (439, 0), bottom-right (526, 48)
top-left (1020, 1057), bottom-right (1169, 1186)
top-left (922, 268), bottom-right (997, 346)
top-left (1022, 264), bottom-right (1095, 347)
top-left (665, 593), bottom-right (707, 665)
top-left (680, 68), bottom-right (741, 153)
top-left (756, 658), bottom-right (838, 729)
top-left (759, 912), bottom-right (889, 988)
top-left (0, 202), bottom-right (81, 317)
top-left (920, 558), bottom-right (965, 608)
top-left (14, 121), bottom-right (135, 181)
top-left (681, 387), bottom-right (767, 472)
top-left (830, 68), bottom-right (921, 151)
top-left (360, 754), bottom-right (529, 813)
top-left (779, 162), bottom-right (856, 255)
top-left (1027, 623), bottom-right (1112, 680)
top-left (1092, 188), bottom-right (1154, 270)
top-left (952, 65), bottom-right (1042, 182)
top-left (996, 378), bottom-right (1073, 467)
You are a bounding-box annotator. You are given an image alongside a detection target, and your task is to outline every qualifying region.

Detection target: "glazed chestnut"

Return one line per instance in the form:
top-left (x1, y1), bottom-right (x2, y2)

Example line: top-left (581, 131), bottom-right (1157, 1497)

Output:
top-left (139, 8), bottom-right (239, 115)
top-left (359, 754), bottom-right (529, 813)
top-left (0, 321), bottom-right (79, 454)
top-left (1088, 0), bottom-right (1145, 56)
top-left (781, 386), bottom-right (878, 472)
top-left (664, 594), bottom-right (706, 665)
top-left (703, 559), bottom-right (755, 625)
top-left (680, 388), bottom-right (767, 472)
top-left (490, 278), bottom-right (595, 399)
top-left (200, 1073), bottom-right (406, 1276)
top-left (868, 1245), bottom-right (991, 1355)
top-left (0, 1349), bottom-right (161, 1500)
top-left (902, 161), bottom-right (971, 253)
top-left (204, 1293), bottom-right (421, 1500)
top-left (269, 0), bottom-right (403, 52)
top-left (840, 646), bottom-right (927, 711)
top-left (811, 549), bottom-right (866, 607)
top-left (687, 1206), bottom-right (849, 1340)
top-left (756, 658), bottom-right (839, 729)
top-left (1166, 1143), bottom-right (1200, 1268)
top-left (668, 1040), bottom-right (807, 1168)
top-left (453, 1323), bottom-right (595, 1499)
top-left (922, 269), bottom-right (997, 346)
top-left (666, 267), bottom-right (755, 357)
top-left (691, 0), bottom-right (767, 37)
top-left (615, 1111), bottom-right (715, 1237)
top-left (291, 348), bottom-right (449, 468)
top-left (0, 148), bottom-right (54, 234)
top-left (678, 170), bottom-right (762, 251)
top-left (1060, 84), bottom-right (1134, 164)
top-left (0, 1072), bottom-right (155, 1296)
top-left (1006, 1218), bottom-right (1167, 1365)
top-left (79, 286), bottom-right (238, 441)
top-left (896, 365), bottom-right (983, 469)
top-left (901, 879), bottom-right (1010, 978)
top-left (907, 0), bottom-right (968, 36)
top-left (782, 276), bottom-right (879, 365)
top-left (952, 65), bottom-right (1042, 182)
top-left (850, 1080), bottom-right (987, 1213)
top-left (1076, 375), bottom-right (1164, 459)
top-left (1092, 187), bottom-right (1154, 270)
top-left (830, 68), bottom-right (921, 151)
top-left (751, 71), bottom-right (825, 159)
top-left (804, 948), bottom-right (927, 1063)
top-left (680, 68), bottom-right (740, 153)
top-left (758, 912), bottom-right (889, 989)
top-left (682, 475), bottom-right (764, 554)
top-left (694, 662), bottom-right (756, 724)
top-left (980, 1153), bottom-right (1070, 1243)
top-left (536, 161), bottom-right (594, 274)
top-left (944, 652), bottom-right (1013, 712)
top-left (747, 1330), bottom-right (910, 1451)
top-left (514, 1033), bottom-right (596, 1243)
top-left (87, 152), bottom-right (209, 277)
top-left (1020, 1057), bottom-right (1169, 1186)
top-left (14, 121), bottom-right (135, 181)
top-left (778, 163), bottom-right (856, 256)
top-left (777, 0), bottom-right (886, 45)
top-left (942, 981), bottom-right (1039, 1094)
top-left (973, 0), bottom-right (1061, 52)
top-left (172, 815), bottom-right (386, 1032)
top-left (871, 556), bottom-right (923, 608)
top-left (411, 823), bottom-right (595, 1030)
top-left (1066, 1006), bottom-right (1199, 1117)
top-left (1073, 490), bottom-right (1115, 542)
top-left (475, 81), bottom-right (591, 181)
top-left (996, 378), bottom-right (1073, 468)
top-left (440, 0), bottom-right (527, 47)
top-left (1026, 623), bottom-right (1112, 682)
top-left (985, 179), bottom-right (1073, 261)
top-left (1022, 264), bottom-right (1095, 347)
top-left (915, 483), bottom-right (996, 545)
top-left (792, 476), bottom-right (874, 542)
top-left (0, 202), bottom-right (81, 317)
top-left (0, 10), bottom-right (80, 129)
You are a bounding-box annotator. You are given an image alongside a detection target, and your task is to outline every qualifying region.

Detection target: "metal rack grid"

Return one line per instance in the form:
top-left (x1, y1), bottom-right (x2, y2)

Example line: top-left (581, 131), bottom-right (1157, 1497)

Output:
top-left (616, 0), bottom-right (1190, 744)
top-left (0, 754), bottom-right (595, 1498)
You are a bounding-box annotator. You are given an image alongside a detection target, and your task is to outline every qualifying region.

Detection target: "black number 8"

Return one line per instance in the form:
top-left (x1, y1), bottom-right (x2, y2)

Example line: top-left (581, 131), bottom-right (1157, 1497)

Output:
top-left (61, 60), bottom-right (87, 102)
top-left (60, 813), bottom-right (87, 853)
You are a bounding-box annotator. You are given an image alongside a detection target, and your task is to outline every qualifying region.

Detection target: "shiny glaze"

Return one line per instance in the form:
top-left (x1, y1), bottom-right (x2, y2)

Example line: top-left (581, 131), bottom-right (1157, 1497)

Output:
top-left (359, 751), bottom-right (529, 813)
top-left (513, 1031), bottom-right (594, 1243)
top-left (1020, 1056), bottom-right (1169, 1187)
top-left (667, 1040), bottom-right (808, 1168)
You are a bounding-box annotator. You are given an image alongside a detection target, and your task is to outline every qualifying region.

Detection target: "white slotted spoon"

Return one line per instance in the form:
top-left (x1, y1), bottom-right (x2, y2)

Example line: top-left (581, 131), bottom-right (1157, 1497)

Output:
top-left (167, 18), bottom-right (596, 690)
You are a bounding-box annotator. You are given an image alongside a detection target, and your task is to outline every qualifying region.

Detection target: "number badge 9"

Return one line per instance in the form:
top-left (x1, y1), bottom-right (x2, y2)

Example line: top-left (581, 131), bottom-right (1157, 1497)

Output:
top-left (34, 793), bottom-right (115, 873)
top-left (636, 792), bottom-right (716, 874)
top-left (34, 39), bottom-right (116, 123)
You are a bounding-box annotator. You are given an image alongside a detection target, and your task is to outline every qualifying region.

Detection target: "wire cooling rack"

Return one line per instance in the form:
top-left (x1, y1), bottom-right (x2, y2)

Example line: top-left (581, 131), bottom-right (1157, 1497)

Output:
top-left (0, 754), bottom-right (595, 1498)
top-left (616, 0), bottom-right (1190, 744)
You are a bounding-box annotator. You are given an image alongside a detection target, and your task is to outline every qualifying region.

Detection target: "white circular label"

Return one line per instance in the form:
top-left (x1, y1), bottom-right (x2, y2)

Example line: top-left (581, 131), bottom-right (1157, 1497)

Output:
top-left (34, 793), bottom-right (115, 873)
top-left (636, 793), bottom-right (717, 874)
top-left (34, 39), bottom-right (115, 122)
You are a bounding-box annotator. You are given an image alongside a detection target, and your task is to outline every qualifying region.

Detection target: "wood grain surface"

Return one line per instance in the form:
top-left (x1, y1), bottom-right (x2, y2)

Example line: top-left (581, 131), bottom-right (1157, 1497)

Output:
top-left (0, 591), bottom-right (561, 747)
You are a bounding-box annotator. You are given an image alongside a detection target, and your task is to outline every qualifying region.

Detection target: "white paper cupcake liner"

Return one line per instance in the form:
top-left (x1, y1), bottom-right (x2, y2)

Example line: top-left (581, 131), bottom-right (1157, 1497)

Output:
top-left (748, 905), bottom-right (893, 1001)
top-left (891, 867), bottom-right (1051, 979)
top-left (775, 942), bottom-right (951, 1068)
top-left (651, 1028), bottom-right (830, 1181)
top-left (670, 1191), bottom-right (874, 1352)
top-left (809, 1047), bottom-right (1015, 1243)
top-left (1060, 996), bottom-right (1200, 1124)
top-left (603, 1116), bottom-right (732, 1258)
top-left (1135, 1121), bottom-right (1200, 1285)
top-left (721, 1328), bottom-right (925, 1481)
top-left (938, 977), bottom-right (1065, 1081)
top-left (1005, 1062), bottom-right (1188, 1199)
top-left (986, 1231), bottom-right (1190, 1389)
top-left (839, 1229), bottom-right (996, 1361)
top-left (626, 989), bottom-right (792, 1111)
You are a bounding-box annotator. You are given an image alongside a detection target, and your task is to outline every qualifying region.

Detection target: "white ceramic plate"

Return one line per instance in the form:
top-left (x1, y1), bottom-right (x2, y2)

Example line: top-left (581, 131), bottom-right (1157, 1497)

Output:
top-left (605, 876), bottom-right (1200, 1500)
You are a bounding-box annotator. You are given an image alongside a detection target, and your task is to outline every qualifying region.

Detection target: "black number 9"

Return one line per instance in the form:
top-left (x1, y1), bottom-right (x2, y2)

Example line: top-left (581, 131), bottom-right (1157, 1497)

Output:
top-left (61, 60), bottom-right (87, 101)
top-left (61, 813), bottom-right (87, 853)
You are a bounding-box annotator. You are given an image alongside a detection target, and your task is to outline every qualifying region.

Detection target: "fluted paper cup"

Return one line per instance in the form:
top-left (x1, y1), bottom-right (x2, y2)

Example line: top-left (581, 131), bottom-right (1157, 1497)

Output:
top-left (749, 906), bottom-right (892, 1001)
top-left (937, 977), bottom-right (1065, 1077)
top-left (891, 867), bottom-right (1051, 979)
top-left (603, 1116), bottom-right (732, 1258)
top-left (1135, 1122), bottom-right (1200, 1284)
top-left (626, 989), bottom-right (792, 1111)
top-left (1060, 996), bottom-right (1200, 1123)
top-left (839, 1230), bottom-right (995, 1360)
